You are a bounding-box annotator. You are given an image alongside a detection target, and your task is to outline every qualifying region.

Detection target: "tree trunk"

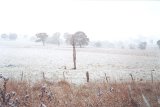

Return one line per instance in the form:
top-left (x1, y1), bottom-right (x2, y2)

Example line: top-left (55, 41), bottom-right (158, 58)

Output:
top-left (86, 72), bottom-right (89, 82)
top-left (73, 43), bottom-right (76, 69)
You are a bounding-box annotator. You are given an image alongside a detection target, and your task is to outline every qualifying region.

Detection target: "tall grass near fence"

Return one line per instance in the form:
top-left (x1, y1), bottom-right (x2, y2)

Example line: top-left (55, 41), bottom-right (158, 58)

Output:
top-left (0, 74), bottom-right (160, 107)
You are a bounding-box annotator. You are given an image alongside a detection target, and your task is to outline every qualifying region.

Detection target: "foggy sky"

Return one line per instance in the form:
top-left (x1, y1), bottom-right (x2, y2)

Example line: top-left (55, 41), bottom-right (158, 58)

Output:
top-left (0, 0), bottom-right (160, 41)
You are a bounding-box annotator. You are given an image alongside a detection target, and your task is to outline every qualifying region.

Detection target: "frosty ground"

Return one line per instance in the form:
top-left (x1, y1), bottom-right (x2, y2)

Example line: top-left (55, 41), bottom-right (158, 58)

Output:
top-left (0, 41), bottom-right (160, 84)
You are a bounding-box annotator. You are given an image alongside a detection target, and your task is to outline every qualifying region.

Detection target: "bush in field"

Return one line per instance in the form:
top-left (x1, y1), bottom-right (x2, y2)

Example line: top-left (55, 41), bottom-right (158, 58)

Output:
top-left (157, 40), bottom-right (160, 49)
top-left (94, 41), bottom-right (102, 47)
top-left (103, 41), bottom-right (115, 48)
top-left (9, 33), bottom-right (18, 40)
top-left (1, 34), bottom-right (8, 39)
top-left (47, 32), bottom-right (60, 46)
top-left (138, 42), bottom-right (147, 50)
top-left (116, 41), bottom-right (125, 49)
top-left (30, 36), bottom-right (37, 41)
top-left (129, 44), bottom-right (136, 49)
top-left (64, 33), bottom-right (72, 44)
top-left (36, 33), bottom-right (48, 46)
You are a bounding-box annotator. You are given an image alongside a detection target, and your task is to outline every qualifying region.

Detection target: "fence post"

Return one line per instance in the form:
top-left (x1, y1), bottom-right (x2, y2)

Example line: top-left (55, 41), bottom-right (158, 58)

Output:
top-left (86, 72), bottom-right (89, 82)
top-left (105, 73), bottom-right (109, 83)
top-left (42, 72), bottom-right (45, 80)
top-left (151, 69), bottom-right (155, 83)
top-left (21, 71), bottom-right (23, 81)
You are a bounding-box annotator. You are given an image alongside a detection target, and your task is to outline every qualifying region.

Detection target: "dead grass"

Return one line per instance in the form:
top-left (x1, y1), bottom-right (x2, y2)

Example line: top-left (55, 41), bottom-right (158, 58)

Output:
top-left (0, 78), bottom-right (160, 107)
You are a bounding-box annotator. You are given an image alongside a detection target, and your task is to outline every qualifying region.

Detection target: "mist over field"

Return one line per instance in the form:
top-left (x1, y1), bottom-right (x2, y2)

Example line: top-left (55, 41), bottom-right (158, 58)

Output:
top-left (0, 35), bottom-right (160, 83)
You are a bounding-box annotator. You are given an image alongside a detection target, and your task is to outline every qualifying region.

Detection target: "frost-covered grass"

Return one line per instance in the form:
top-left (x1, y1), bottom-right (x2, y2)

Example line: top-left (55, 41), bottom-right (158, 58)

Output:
top-left (0, 41), bottom-right (160, 84)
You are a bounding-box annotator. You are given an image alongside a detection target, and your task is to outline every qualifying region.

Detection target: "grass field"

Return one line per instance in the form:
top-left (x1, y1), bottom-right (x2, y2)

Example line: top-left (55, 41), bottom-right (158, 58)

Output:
top-left (0, 41), bottom-right (160, 84)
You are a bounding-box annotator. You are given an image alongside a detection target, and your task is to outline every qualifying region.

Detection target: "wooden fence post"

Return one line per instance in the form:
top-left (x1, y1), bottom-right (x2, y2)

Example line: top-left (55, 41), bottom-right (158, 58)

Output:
top-left (86, 72), bottom-right (89, 82)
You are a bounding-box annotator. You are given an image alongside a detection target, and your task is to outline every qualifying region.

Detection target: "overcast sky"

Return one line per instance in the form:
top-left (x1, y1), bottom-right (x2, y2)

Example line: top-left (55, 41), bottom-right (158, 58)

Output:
top-left (0, 0), bottom-right (160, 41)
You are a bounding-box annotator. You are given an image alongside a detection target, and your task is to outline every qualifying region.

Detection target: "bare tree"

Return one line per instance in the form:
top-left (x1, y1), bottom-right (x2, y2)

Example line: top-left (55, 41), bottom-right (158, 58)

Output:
top-left (9, 33), bottom-right (18, 40)
top-left (138, 42), bottom-right (147, 50)
top-left (36, 33), bottom-right (48, 46)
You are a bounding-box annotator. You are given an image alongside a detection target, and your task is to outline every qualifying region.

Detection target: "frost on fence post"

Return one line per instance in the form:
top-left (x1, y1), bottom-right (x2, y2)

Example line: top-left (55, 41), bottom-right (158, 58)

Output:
top-left (42, 72), bottom-right (45, 80)
top-left (151, 69), bottom-right (155, 83)
top-left (21, 71), bottom-right (23, 81)
top-left (86, 72), bottom-right (89, 82)
top-left (104, 73), bottom-right (109, 83)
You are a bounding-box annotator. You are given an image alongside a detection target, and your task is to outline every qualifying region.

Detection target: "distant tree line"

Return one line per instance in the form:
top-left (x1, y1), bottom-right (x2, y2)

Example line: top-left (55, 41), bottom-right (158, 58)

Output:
top-left (1, 33), bottom-right (18, 40)
top-left (1, 32), bottom-right (160, 51)
top-left (2, 32), bottom-right (160, 70)
top-left (0, 31), bottom-right (90, 70)
top-left (92, 40), bottom-right (160, 50)
top-left (34, 31), bottom-right (90, 48)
